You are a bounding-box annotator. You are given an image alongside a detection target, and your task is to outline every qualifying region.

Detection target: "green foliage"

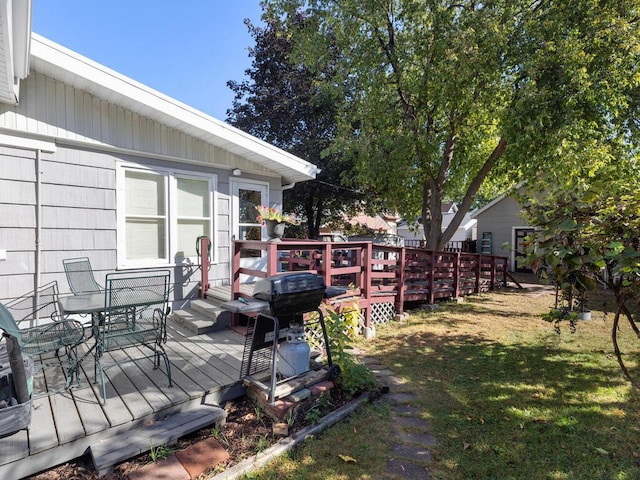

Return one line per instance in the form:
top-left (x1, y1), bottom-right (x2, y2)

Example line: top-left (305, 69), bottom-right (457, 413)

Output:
top-left (210, 426), bottom-right (230, 448)
top-left (323, 306), bottom-right (376, 397)
top-left (303, 405), bottom-right (322, 424)
top-left (523, 164), bottom-right (640, 330)
top-left (148, 442), bottom-right (175, 462)
top-left (334, 357), bottom-right (376, 398)
top-left (226, 14), bottom-right (376, 238)
top-left (267, 0), bottom-right (640, 248)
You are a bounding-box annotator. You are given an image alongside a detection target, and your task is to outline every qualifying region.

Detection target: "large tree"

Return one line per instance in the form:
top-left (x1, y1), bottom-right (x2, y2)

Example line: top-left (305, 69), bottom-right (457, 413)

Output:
top-left (227, 14), bottom-right (374, 238)
top-left (267, 0), bottom-right (640, 248)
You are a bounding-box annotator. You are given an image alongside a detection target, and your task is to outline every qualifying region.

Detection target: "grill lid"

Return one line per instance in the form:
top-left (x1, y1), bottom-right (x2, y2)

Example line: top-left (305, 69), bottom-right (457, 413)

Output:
top-left (253, 272), bottom-right (326, 301)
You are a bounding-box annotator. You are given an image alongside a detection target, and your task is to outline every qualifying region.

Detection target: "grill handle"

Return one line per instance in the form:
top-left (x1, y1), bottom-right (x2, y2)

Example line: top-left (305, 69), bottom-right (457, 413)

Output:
top-left (325, 286), bottom-right (347, 299)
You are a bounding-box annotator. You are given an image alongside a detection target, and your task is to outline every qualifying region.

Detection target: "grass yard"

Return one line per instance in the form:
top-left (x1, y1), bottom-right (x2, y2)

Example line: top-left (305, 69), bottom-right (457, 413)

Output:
top-left (243, 285), bottom-right (640, 480)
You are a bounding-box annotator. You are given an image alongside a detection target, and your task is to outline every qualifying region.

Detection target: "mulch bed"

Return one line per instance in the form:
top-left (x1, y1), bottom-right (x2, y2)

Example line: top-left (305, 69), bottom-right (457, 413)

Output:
top-left (25, 388), bottom-right (354, 480)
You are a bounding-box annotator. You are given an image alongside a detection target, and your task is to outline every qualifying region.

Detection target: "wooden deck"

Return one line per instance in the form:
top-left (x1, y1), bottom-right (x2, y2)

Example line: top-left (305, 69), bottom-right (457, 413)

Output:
top-left (0, 317), bottom-right (247, 479)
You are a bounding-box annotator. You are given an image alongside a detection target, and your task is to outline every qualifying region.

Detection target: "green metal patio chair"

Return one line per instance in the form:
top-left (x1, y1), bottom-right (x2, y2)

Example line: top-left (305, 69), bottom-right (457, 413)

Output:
top-left (63, 257), bottom-right (103, 295)
top-left (0, 281), bottom-right (85, 388)
top-left (95, 269), bottom-right (172, 404)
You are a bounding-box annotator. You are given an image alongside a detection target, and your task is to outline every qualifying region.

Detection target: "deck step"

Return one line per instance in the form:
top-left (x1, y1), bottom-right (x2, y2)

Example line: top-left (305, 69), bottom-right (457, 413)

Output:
top-left (172, 298), bottom-right (231, 335)
top-left (90, 404), bottom-right (227, 477)
top-left (190, 298), bottom-right (224, 318)
top-left (172, 308), bottom-right (218, 335)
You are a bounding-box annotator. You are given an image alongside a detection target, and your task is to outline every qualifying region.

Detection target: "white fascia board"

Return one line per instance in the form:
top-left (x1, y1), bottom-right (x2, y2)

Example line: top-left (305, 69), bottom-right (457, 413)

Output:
top-left (462, 218), bottom-right (477, 230)
top-left (12, 0), bottom-right (31, 79)
top-left (29, 34), bottom-right (317, 182)
top-left (0, 0), bottom-right (16, 103)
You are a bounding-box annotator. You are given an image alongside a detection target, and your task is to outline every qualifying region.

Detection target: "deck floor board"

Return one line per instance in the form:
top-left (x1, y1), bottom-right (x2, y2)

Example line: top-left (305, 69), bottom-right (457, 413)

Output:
top-left (29, 396), bottom-right (57, 455)
top-left (0, 321), bottom-right (248, 479)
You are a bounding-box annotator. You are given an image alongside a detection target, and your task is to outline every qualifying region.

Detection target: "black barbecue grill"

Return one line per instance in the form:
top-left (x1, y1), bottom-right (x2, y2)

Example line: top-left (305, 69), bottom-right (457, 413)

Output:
top-left (253, 272), bottom-right (327, 315)
top-left (221, 272), bottom-right (344, 405)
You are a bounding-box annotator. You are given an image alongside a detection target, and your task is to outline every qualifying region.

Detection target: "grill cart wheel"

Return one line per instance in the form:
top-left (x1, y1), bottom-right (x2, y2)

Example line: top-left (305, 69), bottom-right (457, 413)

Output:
top-left (328, 363), bottom-right (341, 380)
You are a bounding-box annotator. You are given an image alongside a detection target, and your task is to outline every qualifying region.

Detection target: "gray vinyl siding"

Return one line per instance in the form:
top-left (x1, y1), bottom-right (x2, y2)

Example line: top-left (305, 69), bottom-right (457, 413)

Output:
top-left (474, 195), bottom-right (528, 261)
top-left (0, 142), bottom-right (258, 302)
top-left (0, 71), bottom-right (275, 177)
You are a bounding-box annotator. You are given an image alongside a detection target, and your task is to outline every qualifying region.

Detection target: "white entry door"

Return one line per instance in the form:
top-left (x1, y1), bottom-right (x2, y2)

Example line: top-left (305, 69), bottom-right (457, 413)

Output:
top-left (231, 180), bottom-right (268, 282)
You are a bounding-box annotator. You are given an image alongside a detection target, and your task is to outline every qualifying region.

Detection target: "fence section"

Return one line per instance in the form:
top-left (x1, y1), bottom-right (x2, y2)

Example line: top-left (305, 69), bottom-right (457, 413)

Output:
top-left (230, 240), bottom-right (508, 332)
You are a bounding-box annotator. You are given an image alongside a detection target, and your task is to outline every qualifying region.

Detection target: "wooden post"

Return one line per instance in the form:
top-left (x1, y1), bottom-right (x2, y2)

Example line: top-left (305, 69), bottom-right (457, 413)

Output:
top-left (230, 240), bottom-right (242, 326)
top-left (428, 250), bottom-right (435, 304)
top-left (453, 252), bottom-right (460, 298)
top-left (475, 253), bottom-right (481, 293)
top-left (362, 242), bottom-right (373, 330)
top-left (322, 242), bottom-right (332, 288)
top-left (397, 246), bottom-right (406, 315)
top-left (490, 256), bottom-right (497, 289)
top-left (199, 236), bottom-right (210, 299)
top-left (266, 242), bottom-right (278, 276)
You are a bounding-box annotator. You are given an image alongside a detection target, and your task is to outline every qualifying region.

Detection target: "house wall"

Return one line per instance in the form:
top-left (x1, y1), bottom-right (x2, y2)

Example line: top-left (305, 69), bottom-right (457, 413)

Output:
top-left (474, 194), bottom-right (529, 264)
top-left (0, 72), bottom-right (284, 302)
top-left (0, 71), bottom-right (277, 178)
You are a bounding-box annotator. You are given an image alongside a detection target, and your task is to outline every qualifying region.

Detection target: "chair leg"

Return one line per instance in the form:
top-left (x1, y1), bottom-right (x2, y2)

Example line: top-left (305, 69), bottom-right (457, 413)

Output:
top-left (161, 349), bottom-right (172, 388)
top-left (93, 348), bottom-right (107, 404)
top-left (65, 345), bottom-right (81, 388)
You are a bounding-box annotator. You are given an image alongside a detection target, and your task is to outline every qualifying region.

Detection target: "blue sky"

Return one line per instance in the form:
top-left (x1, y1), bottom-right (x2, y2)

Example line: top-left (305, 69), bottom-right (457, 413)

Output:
top-left (32, 1), bottom-right (264, 121)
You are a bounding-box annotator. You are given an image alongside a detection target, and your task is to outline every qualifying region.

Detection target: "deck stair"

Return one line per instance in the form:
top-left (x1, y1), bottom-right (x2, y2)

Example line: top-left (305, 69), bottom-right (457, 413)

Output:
top-left (171, 298), bottom-right (227, 335)
top-left (171, 284), bottom-right (256, 335)
top-left (90, 403), bottom-right (227, 477)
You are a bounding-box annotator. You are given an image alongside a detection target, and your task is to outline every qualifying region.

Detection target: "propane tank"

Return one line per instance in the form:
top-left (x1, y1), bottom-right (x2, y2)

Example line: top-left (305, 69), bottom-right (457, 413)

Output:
top-left (277, 324), bottom-right (310, 378)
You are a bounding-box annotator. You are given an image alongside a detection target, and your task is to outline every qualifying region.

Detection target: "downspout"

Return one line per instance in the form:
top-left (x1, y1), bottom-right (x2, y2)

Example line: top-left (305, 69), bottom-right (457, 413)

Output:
top-left (33, 148), bottom-right (42, 326)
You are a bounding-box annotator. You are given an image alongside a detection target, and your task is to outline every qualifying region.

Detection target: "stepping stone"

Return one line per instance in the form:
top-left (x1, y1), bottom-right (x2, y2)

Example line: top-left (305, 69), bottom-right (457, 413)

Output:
top-left (127, 456), bottom-right (190, 480)
top-left (392, 404), bottom-right (423, 416)
top-left (386, 458), bottom-right (431, 479)
top-left (393, 415), bottom-right (431, 430)
top-left (392, 443), bottom-right (432, 463)
top-left (175, 438), bottom-right (230, 478)
top-left (395, 429), bottom-right (437, 447)
top-left (387, 392), bottom-right (417, 404)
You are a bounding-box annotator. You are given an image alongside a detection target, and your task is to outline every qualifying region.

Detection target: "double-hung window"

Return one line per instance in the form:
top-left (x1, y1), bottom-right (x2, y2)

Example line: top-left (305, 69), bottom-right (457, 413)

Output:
top-left (119, 166), bottom-right (216, 266)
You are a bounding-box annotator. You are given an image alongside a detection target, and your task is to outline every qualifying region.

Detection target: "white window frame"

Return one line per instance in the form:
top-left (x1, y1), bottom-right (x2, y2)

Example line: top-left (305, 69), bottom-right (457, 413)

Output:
top-left (117, 163), bottom-right (218, 268)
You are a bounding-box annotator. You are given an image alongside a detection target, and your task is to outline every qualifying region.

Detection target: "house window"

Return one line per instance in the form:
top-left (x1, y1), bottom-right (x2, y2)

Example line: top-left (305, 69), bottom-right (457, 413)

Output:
top-left (121, 167), bottom-right (215, 265)
top-left (176, 177), bottom-right (211, 258)
top-left (124, 170), bottom-right (168, 261)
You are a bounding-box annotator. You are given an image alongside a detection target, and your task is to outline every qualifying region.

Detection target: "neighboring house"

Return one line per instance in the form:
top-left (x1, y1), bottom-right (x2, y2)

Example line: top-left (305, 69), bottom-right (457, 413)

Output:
top-left (397, 203), bottom-right (477, 245)
top-left (471, 186), bottom-right (533, 272)
top-left (320, 213), bottom-right (401, 245)
top-left (0, 6), bottom-right (317, 302)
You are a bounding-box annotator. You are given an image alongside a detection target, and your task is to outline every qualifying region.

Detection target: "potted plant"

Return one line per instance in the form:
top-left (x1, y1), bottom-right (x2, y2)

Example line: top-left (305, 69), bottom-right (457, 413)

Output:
top-left (255, 205), bottom-right (299, 241)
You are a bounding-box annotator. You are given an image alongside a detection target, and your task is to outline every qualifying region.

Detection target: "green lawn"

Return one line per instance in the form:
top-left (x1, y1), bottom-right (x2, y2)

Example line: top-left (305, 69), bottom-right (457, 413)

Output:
top-left (242, 287), bottom-right (640, 480)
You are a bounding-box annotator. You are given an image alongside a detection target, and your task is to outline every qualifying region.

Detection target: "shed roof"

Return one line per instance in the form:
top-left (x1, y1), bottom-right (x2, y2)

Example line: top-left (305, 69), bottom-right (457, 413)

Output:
top-left (471, 182), bottom-right (526, 219)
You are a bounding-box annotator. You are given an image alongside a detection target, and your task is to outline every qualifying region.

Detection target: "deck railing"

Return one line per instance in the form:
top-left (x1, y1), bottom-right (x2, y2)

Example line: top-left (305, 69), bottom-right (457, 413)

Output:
top-left (230, 240), bottom-right (508, 331)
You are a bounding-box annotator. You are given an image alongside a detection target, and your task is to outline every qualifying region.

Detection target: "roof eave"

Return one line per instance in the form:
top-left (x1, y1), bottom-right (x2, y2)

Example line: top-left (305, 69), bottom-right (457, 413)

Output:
top-left (29, 33), bottom-right (317, 184)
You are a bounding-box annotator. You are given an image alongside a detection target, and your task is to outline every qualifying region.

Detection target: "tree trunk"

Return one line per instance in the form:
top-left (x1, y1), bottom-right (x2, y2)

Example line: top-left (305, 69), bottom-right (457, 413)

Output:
top-left (421, 178), bottom-right (444, 249)
top-left (422, 137), bottom-right (508, 250)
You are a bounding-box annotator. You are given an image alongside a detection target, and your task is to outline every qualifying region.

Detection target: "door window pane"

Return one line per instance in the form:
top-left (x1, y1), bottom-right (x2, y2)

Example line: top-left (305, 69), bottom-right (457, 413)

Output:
top-left (239, 189), bottom-right (262, 223)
